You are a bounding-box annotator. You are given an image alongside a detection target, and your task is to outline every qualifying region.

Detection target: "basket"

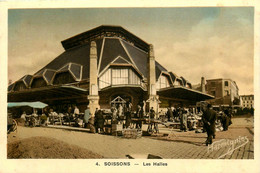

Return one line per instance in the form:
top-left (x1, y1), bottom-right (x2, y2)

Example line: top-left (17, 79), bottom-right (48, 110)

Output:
top-left (122, 129), bottom-right (142, 139)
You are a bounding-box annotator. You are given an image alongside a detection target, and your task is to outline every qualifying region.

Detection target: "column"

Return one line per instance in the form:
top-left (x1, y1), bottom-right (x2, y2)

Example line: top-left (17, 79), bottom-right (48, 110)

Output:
top-left (147, 44), bottom-right (159, 114)
top-left (88, 41), bottom-right (100, 116)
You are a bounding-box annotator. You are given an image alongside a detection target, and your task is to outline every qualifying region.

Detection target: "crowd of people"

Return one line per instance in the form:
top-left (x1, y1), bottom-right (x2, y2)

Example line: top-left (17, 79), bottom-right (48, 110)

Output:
top-left (164, 107), bottom-right (200, 132)
top-left (19, 101), bottom-right (233, 145)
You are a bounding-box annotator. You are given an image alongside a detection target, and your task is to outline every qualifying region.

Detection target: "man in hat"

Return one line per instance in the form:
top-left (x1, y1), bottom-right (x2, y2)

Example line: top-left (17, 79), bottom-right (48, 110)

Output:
top-left (202, 103), bottom-right (217, 145)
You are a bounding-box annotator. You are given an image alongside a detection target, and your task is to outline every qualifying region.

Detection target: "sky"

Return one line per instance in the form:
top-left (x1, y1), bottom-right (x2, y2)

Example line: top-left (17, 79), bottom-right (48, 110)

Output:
top-left (8, 7), bottom-right (254, 95)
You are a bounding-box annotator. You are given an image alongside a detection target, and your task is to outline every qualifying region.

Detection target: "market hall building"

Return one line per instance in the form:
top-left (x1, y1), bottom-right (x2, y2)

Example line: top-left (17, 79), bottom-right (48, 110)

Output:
top-left (8, 25), bottom-right (214, 115)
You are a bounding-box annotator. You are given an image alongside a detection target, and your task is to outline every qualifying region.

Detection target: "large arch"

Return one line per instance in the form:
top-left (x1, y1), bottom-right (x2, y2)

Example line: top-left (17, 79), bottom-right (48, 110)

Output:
top-left (99, 86), bottom-right (145, 110)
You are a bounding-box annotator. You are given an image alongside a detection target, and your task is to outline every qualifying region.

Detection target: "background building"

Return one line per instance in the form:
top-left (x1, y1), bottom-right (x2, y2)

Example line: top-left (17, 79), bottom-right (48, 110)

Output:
top-left (205, 78), bottom-right (239, 106)
top-left (8, 25), bottom-right (213, 115)
top-left (240, 95), bottom-right (254, 108)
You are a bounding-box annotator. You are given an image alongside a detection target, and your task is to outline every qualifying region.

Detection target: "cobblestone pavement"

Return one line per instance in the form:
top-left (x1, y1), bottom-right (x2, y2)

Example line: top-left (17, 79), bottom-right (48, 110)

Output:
top-left (8, 116), bottom-right (254, 159)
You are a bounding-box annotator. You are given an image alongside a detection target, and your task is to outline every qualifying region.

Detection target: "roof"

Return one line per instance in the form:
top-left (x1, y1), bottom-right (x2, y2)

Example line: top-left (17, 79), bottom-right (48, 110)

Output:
top-left (18, 75), bottom-right (33, 87)
top-left (61, 25), bottom-right (150, 52)
top-left (158, 86), bottom-right (214, 102)
top-left (35, 39), bottom-right (103, 80)
top-left (35, 37), bottom-right (151, 81)
top-left (10, 25), bottom-right (193, 91)
top-left (180, 77), bottom-right (187, 86)
top-left (8, 85), bottom-right (88, 102)
top-left (155, 61), bottom-right (168, 81)
top-left (169, 72), bottom-right (177, 83)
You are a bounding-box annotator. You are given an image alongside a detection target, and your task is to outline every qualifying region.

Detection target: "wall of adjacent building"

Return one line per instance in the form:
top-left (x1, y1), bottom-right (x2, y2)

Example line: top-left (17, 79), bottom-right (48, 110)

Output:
top-left (241, 95), bottom-right (254, 108)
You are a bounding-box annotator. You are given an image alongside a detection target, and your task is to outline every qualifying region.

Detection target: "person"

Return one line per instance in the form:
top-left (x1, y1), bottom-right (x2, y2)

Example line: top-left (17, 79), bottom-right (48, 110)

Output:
top-left (111, 104), bottom-right (117, 123)
top-left (95, 108), bottom-right (98, 116)
top-left (166, 107), bottom-right (173, 121)
top-left (136, 105), bottom-right (142, 129)
top-left (32, 109), bottom-right (38, 117)
top-left (149, 107), bottom-right (158, 133)
top-left (125, 101), bottom-right (132, 128)
top-left (173, 108), bottom-right (178, 121)
top-left (118, 104), bottom-right (123, 117)
top-left (202, 103), bottom-right (217, 145)
top-left (73, 106), bottom-right (80, 127)
top-left (83, 106), bottom-right (91, 128)
top-left (74, 106), bottom-right (80, 117)
top-left (49, 109), bottom-right (54, 124)
top-left (94, 109), bottom-right (105, 133)
top-left (20, 111), bottom-right (26, 121)
top-left (224, 108), bottom-right (232, 128)
top-left (228, 108), bottom-right (233, 125)
top-left (142, 100), bottom-right (146, 116)
top-left (180, 108), bottom-right (188, 132)
top-left (40, 113), bottom-right (48, 126)
top-left (67, 106), bottom-right (73, 125)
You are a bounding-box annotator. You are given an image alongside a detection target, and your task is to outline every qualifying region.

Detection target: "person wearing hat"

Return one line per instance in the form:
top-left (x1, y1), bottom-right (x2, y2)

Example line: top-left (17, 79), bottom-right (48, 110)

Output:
top-left (202, 103), bottom-right (217, 145)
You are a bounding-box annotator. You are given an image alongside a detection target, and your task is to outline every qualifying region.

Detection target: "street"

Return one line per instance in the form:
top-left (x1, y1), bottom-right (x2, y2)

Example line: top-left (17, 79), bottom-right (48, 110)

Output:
top-left (7, 115), bottom-right (254, 159)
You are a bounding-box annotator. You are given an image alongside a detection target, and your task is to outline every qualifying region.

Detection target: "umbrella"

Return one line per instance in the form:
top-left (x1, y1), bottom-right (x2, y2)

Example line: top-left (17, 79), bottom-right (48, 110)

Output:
top-left (8, 101), bottom-right (48, 109)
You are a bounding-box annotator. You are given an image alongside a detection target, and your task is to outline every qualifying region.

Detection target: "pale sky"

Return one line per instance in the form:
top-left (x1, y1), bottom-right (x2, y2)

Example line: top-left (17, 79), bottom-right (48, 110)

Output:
top-left (8, 7), bottom-right (254, 95)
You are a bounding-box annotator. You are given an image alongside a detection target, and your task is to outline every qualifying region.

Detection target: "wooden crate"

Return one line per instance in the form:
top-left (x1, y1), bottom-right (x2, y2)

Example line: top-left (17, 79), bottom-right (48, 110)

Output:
top-left (112, 124), bottom-right (123, 131)
top-left (112, 124), bottom-right (123, 136)
top-left (122, 129), bottom-right (142, 139)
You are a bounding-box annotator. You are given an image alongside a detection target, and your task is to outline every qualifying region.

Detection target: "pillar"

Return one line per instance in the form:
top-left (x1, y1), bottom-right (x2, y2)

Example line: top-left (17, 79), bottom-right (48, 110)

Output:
top-left (88, 41), bottom-right (100, 116)
top-left (201, 77), bottom-right (205, 93)
top-left (147, 44), bottom-right (159, 114)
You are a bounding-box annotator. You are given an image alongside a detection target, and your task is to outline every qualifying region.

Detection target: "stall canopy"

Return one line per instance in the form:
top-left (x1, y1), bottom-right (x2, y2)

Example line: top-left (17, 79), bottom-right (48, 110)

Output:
top-left (8, 101), bottom-right (48, 109)
top-left (158, 86), bottom-right (214, 102)
top-left (8, 85), bottom-right (88, 102)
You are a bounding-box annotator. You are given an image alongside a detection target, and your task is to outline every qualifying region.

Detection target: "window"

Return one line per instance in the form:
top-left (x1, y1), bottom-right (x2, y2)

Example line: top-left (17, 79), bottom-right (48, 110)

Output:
top-left (156, 75), bottom-right (170, 89)
top-left (129, 69), bottom-right (141, 85)
top-left (211, 82), bottom-right (216, 87)
top-left (13, 82), bottom-right (27, 91)
top-left (225, 90), bottom-right (229, 96)
top-left (112, 69), bottom-right (128, 85)
top-left (99, 68), bottom-right (141, 89)
top-left (53, 72), bottom-right (75, 85)
top-left (99, 69), bottom-right (111, 89)
top-left (225, 81), bottom-right (228, 86)
top-left (31, 77), bottom-right (47, 88)
top-left (175, 80), bottom-right (181, 86)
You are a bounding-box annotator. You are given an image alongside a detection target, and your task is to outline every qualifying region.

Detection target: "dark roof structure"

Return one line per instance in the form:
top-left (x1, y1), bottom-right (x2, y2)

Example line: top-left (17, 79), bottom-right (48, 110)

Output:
top-left (9, 25), bottom-right (212, 101)
top-left (169, 72), bottom-right (177, 83)
top-left (155, 61), bottom-right (168, 80)
top-left (61, 25), bottom-right (150, 52)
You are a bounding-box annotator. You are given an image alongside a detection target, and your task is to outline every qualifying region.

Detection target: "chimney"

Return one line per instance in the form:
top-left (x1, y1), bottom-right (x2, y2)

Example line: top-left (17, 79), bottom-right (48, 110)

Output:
top-left (201, 77), bottom-right (205, 93)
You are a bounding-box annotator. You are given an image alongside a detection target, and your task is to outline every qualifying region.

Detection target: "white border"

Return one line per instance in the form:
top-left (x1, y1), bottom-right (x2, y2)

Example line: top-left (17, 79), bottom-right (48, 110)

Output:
top-left (0, 1), bottom-right (259, 173)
